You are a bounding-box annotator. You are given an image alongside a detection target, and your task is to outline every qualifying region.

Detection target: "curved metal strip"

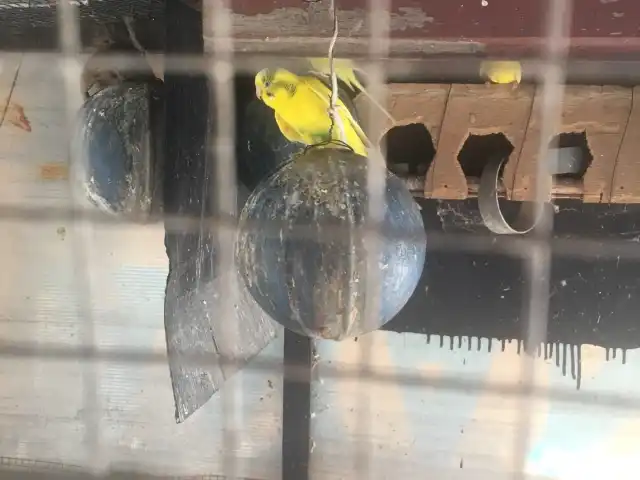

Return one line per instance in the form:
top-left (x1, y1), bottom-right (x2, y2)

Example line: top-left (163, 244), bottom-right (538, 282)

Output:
top-left (478, 155), bottom-right (549, 235)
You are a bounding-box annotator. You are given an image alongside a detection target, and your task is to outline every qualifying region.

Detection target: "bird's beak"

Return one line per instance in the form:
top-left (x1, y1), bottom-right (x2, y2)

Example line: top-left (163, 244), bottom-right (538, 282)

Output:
top-left (255, 86), bottom-right (262, 99)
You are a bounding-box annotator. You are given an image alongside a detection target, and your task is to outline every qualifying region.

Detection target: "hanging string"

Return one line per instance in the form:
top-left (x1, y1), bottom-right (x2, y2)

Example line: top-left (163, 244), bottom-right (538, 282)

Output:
top-left (326, 0), bottom-right (347, 145)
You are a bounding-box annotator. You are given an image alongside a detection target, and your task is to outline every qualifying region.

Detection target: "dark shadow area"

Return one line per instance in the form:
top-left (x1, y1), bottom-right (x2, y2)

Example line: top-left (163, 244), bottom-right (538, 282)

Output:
top-left (548, 132), bottom-right (593, 180)
top-left (381, 123), bottom-right (435, 177)
top-left (386, 197), bottom-right (640, 354)
top-left (457, 133), bottom-right (514, 179)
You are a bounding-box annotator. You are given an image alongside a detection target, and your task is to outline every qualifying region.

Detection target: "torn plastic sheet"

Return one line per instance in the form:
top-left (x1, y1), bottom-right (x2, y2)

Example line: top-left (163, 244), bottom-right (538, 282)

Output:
top-left (164, 182), bottom-right (281, 423)
top-left (165, 249), bottom-right (281, 423)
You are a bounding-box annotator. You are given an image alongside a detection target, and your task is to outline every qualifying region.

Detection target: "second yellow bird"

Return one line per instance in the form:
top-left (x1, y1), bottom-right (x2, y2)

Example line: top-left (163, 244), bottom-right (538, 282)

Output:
top-left (479, 60), bottom-right (522, 86)
top-left (254, 68), bottom-right (370, 157)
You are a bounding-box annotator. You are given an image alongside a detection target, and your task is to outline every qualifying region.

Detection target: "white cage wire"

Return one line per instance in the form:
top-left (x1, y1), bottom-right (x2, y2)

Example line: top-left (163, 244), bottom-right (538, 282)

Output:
top-left (2, 0), bottom-right (640, 479)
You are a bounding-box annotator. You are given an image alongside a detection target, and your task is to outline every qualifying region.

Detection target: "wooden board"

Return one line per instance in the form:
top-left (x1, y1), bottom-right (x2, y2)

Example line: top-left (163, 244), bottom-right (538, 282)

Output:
top-left (2, 52), bottom-right (640, 480)
top-left (428, 84), bottom-right (534, 200)
top-left (358, 83), bottom-right (637, 203)
top-left (511, 86), bottom-right (631, 203)
top-left (0, 52), bottom-right (283, 479)
top-left (611, 86), bottom-right (640, 203)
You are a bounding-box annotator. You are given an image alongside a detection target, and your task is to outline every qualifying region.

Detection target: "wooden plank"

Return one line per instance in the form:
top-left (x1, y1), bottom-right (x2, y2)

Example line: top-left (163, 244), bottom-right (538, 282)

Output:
top-left (427, 84), bottom-right (534, 200)
top-left (611, 86), bottom-right (640, 203)
top-left (354, 83), bottom-right (449, 148)
top-left (0, 52), bottom-right (283, 479)
top-left (512, 86), bottom-right (631, 203)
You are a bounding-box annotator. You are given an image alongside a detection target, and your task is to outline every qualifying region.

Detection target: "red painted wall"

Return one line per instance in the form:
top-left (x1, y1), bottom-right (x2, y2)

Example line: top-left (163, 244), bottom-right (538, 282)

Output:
top-left (230, 0), bottom-right (640, 57)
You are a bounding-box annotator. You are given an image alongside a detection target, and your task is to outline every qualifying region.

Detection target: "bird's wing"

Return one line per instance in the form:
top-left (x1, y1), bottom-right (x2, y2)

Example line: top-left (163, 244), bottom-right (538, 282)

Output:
top-left (306, 57), bottom-right (366, 93)
top-left (308, 58), bottom-right (397, 126)
top-left (274, 112), bottom-right (306, 144)
top-left (302, 76), bottom-right (371, 148)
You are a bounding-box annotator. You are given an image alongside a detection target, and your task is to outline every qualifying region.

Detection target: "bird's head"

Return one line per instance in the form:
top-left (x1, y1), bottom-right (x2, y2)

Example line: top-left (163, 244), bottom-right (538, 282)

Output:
top-left (255, 68), bottom-right (299, 108)
top-left (255, 68), bottom-right (274, 103)
top-left (480, 61), bottom-right (522, 84)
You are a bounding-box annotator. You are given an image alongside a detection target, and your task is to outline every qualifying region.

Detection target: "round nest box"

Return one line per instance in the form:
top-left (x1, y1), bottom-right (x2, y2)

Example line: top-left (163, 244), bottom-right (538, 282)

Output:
top-left (70, 82), bottom-right (163, 220)
top-left (235, 147), bottom-right (427, 340)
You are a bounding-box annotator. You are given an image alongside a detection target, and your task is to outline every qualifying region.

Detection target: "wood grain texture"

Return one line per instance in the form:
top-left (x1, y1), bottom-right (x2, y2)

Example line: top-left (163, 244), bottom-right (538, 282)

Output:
top-left (513, 86), bottom-right (631, 203)
top-left (611, 87), bottom-right (640, 203)
top-left (3, 50), bottom-right (640, 480)
top-left (428, 84), bottom-right (534, 200)
top-left (0, 53), bottom-right (282, 479)
top-left (354, 83), bottom-right (449, 148)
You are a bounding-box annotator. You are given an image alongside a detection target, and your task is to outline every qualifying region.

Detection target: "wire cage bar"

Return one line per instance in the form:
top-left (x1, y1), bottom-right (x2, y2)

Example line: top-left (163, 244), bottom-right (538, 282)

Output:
top-left (4, 0), bottom-right (640, 479)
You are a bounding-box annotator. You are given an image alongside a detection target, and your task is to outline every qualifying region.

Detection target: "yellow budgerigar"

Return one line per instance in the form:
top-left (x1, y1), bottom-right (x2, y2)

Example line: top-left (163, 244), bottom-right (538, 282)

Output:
top-left (306, 57), bottom-right (395, 123)
top-left (479, 60), bottom-right (522, 87)
top-left (307, 57), bottom-right (367, 93)
top-left (255, 67), bottom-right (370, 157)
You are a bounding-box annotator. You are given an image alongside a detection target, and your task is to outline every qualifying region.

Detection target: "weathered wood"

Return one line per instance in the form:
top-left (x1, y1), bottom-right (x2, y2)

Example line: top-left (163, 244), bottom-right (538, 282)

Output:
top-left (427, 84), bottom-right (534, 200)
top-left (0, 52), bottom-right (283, 479)
top-left (512, 86), bottom-right (631, 203)
top-left (611, 86), bottom-right (640, 203)
top-left (354, 83), bottom-right (449, 145)
top-left (369, 84), bottom-right (639, 204)
top-left (467, 177), bottom-right (583, 199)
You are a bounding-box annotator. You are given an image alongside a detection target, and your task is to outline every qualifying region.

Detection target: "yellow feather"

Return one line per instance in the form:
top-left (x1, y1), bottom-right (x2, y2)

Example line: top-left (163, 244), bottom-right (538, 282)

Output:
top-left (255, 68), bottom-right (369, 157)
top-left (274, 113), bottom-right (306, 144)
top-left (480, 61), bottom-right (522, 85)
top-left (306, 57), bottom-right (396, 124)
top-left (307, 57), bottom-right (366, 92)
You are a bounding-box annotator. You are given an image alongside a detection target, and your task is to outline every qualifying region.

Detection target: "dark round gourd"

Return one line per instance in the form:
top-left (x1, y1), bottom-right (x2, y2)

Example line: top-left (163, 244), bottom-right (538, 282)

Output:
top-left (235, 148), bottom-right (427, 340)
top-left (70, 82), bottom-right (163, 220)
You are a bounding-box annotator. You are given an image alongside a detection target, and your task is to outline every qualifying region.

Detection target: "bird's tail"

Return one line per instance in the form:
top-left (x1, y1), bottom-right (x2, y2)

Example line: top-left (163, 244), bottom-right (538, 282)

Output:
top-left (307, 57), bottom-right (397, 126)
top-left (351, 71), bottom-right (396, 125)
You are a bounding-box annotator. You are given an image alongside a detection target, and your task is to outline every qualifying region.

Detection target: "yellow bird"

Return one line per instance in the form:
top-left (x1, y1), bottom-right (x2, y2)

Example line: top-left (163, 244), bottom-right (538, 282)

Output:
top-left (306, 57), bottom-right (396, 123)
top-left (479, 60), bottom-right (522, 87)
top-left (255, 68), bottom-right (370, 157)
top-left (307, 57), bottom-right (367, 93)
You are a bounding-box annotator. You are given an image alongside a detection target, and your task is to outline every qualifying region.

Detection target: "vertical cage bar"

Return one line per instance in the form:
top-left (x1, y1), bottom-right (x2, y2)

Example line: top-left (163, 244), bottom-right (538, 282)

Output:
top-left (55, 0), bottom-right (103, 474)
top-left (358, 0), bottom-right (391, 476)
top-left (203, 0), bottom-right (240, 477)
top-left (514, 0), bottom-right (572, 477)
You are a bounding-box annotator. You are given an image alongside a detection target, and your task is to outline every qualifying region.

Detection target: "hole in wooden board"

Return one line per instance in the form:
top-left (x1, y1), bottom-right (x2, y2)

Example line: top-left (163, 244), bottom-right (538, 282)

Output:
top-left (457, 133), bottom-right (514, 194)
top-left (381, 123), bottom-right (436, 178)
top-left (548, 132), bottom-right (593, 180)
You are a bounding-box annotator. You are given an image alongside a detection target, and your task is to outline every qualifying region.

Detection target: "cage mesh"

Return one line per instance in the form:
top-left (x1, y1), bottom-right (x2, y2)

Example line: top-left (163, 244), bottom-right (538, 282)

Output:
top-left (1, 0), bottom-right (638, 479)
